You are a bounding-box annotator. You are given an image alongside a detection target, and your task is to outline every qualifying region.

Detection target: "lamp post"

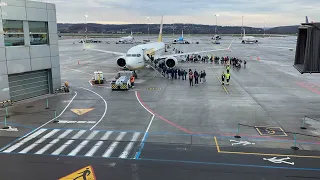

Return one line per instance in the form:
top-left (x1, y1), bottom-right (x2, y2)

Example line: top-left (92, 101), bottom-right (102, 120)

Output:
top-left (215, 14), bottom-right (219, 35)
top-left (241, 16), bottom-right (244, 37)
top-left (84, 15), bottom-right (88, 40)
top-left (264, 20), bottom-right (266, 37)
top-left (147, 17), bottom-right (150, 40)
top-left (172, 20), bottom-right (175, 37)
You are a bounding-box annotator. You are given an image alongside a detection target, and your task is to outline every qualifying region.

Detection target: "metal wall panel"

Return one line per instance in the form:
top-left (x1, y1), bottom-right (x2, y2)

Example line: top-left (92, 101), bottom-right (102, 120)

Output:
top-left (8, 70), bottom-right (49, 101)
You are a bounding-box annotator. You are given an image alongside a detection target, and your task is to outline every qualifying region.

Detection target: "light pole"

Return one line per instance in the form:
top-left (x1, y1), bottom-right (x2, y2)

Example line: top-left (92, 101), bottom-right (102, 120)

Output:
top-left (241, 16), bottom-right (244, 37)
top-left (215, 14), bottom-right (219, 35)
top-left (147, 17), bottom-right (150, 40)
top-left (264, 20), bottom-right (266, 37)
top-left (84, 15), bottom-right (88, 40)
top-left (172, 20), bottom-right (175, 37)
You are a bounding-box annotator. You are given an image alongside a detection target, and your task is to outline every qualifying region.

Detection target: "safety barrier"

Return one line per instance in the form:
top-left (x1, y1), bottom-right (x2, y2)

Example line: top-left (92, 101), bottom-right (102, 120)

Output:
top-left (234, 123), bottom-right (320, 150)
top-left (300, 116), bottom-right (320, 129)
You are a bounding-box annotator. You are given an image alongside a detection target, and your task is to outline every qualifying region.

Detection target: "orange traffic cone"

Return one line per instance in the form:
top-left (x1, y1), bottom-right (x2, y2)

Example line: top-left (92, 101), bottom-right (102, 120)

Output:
top-left (257, 57), bottom-right (260, 61)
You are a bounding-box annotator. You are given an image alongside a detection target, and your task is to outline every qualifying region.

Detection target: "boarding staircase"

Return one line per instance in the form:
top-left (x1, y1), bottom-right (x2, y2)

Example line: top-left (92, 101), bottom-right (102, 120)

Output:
top-left (143, 49), bottom-right (165, 78)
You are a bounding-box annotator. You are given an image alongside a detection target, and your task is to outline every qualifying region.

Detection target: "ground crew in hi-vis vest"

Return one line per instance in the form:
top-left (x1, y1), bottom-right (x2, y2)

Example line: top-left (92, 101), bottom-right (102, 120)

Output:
top-left (226, 72), bottom-right (230, 85)
top-left (226, 65), bottom-right (230, 74)
top-left (221, 71), bottom-right (225, 85)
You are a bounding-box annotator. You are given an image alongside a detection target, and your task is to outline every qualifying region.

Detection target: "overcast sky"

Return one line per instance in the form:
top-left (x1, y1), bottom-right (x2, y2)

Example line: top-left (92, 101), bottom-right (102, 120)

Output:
top-left (44, 0), bottom-right (319, 27)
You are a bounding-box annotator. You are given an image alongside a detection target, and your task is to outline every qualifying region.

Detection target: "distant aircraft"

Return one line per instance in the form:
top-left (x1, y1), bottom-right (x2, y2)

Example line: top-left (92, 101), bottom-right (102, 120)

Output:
top-left (241, 28), bottom-right (258, 44)
top-left (117, 31), bottom-right (134, 44)
top-left (173, 30), bottom-right (190, 44)
top-left (85, 16), bottom-right (232, 71)
top-left (212, 34), bottom-right (221, 40)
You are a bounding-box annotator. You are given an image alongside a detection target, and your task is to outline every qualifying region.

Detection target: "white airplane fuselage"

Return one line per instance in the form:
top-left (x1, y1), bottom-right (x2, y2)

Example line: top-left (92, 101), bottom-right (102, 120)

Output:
top-left (122, 42), bottom-right (165, 70)
top-left (242, 36), bottom-right (258, 43)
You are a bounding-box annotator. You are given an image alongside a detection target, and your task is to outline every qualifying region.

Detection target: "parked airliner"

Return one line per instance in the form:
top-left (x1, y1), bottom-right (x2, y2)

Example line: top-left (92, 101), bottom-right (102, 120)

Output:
top-left (85, 16), bottom-right (232, 70)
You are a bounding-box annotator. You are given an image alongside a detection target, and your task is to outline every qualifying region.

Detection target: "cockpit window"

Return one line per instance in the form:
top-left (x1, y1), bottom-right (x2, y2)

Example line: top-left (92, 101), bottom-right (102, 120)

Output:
top-left (137, 54), bottom-right (141, 57)
top-left (132, 54), bottom-right (137, 57)
top-left (126, 54), bottom-right (131, 57)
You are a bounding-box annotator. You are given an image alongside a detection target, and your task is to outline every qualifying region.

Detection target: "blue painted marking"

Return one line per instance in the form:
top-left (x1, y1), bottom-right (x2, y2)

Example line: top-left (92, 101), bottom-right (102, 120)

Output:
top-left (0, 122), bottom-right (34, 129)
top-left (1, 151), bottom-right (320, 172)
top-left (0, 128), bottom-right (37, 151)
top-left (135, 133), bottom-right (149, 159)
top-left (138, 158), bottom-right (320, 172)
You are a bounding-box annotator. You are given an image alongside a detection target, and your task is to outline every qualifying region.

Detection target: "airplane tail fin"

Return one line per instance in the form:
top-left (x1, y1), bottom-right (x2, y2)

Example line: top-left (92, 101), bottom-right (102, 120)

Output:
top-left (306, 16), bottom-right (309, 23)
top-left (158, 16), bottom-right (163, 42)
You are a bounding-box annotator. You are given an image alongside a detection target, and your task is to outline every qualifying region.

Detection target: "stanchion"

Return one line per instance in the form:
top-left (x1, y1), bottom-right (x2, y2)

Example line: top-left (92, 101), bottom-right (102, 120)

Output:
top-left (291, 133), bottom-right (299, 150)
top-left (234, 123), bottom-right (241, 138)
top-left (45, 98), bottom-right (50, 109)
top-left (53, 110), bottom-right (59, 123)
top-left (5, 106), bottom-right (10, 118)
top-left (300, 116), bottom-right (307, 129)
top-left (2, 116), bottom-right (9, 129)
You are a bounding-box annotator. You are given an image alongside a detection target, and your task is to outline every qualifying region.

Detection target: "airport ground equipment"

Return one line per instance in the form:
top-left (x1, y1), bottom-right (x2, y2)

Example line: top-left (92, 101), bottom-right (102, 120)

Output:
top-left (294, 22), bottom-right (320, 74)
top-left (92, 71), bottom-right (105, 84)
top-left (110, 71), bottom-right (134, 91)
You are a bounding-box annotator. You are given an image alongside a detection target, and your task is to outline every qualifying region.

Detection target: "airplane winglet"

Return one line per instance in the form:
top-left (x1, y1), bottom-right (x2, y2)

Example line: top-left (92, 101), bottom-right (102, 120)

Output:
top-left (227, 40), bottom-right (233, 51)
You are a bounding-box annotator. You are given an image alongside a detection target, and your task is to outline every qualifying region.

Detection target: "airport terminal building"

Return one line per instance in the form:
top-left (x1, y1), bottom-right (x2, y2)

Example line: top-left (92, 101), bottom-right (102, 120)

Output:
top-left (0, 0), bottom-right (60, 102)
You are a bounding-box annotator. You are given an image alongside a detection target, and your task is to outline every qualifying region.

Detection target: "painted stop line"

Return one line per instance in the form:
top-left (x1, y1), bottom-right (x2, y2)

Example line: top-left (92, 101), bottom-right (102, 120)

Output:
top-left (57, 120), bottom-right (96, 124)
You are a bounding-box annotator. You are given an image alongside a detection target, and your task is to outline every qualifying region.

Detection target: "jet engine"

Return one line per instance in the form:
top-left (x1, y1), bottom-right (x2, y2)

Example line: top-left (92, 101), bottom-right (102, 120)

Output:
top-left (165, 57), bottom-right (178, 68)
top-left (117, 57), bottom-right (126, 67)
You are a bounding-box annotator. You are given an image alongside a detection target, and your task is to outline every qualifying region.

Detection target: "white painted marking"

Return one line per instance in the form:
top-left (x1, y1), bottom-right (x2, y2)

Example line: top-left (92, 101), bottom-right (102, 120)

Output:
top-left (62, 66), bottom-right (92, 76)
top-left (68, 131), bottom-right (99, 156)
top-left (102, 132), bottom-right (126, 157)
top-left (51, 130), bottom-right (86, 155)
top-left (263, 157), bottom-right (294, 165)
top-left (80, 87), bottom-right (107, 130)
top-left (119, 132), bottom-right (140, 158)
top-left (3, 129), bottom-right (47, 153)
top-left (19, 129), bottom-right (60, 154)
top-left (0, 126), bottom-right (18, 131)
top-left (134, 91), bottom-right (155, 159)
top-left (0, 92), bottom-right (77, 152)
top-left (85, 141), bottom-right (103, 157)
top-left (230, 139), bottom-right (255, 146)
top-left (100, 131), bottom-right (112, 140)
top-left (84, 131), bottom-right (112, 157)
top-left (57, 120), bottom-right (69, 123)
top-left (86, 121), bottom-right (96, 124)
top-left (35, 130), bottom-right (73, 154)
top-left (76, 121), bottom-right (86, 124)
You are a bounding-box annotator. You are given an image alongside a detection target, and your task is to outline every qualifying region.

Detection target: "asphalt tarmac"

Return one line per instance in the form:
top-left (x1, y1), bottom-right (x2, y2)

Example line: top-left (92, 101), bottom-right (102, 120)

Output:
top-left (0, 35), bottom-right (320, 179)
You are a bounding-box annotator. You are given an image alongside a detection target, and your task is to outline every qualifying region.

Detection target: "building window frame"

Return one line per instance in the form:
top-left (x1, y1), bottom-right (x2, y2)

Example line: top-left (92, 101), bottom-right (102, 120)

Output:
top-left (28, 21), bottom-right (49, 45)
top-left (3, 20), bottom-right (25, 47)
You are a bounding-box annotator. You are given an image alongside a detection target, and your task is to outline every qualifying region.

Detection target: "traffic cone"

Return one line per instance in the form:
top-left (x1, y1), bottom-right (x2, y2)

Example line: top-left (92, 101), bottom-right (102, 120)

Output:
top-left (257, 57), bottom-right (260, 61)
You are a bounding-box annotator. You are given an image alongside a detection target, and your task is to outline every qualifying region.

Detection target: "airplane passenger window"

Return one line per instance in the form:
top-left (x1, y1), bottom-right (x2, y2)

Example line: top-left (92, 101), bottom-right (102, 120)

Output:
top-left (132, 54), bottom-right (137, 57)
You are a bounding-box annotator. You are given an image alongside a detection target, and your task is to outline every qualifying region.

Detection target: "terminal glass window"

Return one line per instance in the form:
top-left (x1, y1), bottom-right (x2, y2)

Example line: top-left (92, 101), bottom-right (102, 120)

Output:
top-left (3, 20), bottom-right (24, 46)
top-left (29, 21), bottom-right (49, 45)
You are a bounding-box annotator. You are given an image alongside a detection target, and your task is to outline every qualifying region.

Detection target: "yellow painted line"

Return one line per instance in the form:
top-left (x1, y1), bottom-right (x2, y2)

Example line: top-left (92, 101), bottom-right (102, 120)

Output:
top-left (214, 136), bottom-right (221, 152)
top-left (215, 74), bottom-right (229, 94)
top-left (219, 150), bottom-right (320, 159)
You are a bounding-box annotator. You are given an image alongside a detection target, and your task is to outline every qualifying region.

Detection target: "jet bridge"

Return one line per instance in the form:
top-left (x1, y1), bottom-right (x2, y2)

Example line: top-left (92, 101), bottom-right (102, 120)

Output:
top-left (294, 22), bottom-right (320, 74)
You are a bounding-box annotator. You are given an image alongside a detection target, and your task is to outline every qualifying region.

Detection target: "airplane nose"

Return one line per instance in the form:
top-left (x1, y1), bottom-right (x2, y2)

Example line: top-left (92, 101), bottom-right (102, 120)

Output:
top-left (126, 57), bottom-right (139, 69)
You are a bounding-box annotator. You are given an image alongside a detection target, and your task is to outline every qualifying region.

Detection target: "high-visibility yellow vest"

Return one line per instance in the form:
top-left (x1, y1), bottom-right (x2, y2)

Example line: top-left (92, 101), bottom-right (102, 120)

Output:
top-left (227, 66), bottom-right (230, 71)
top-left (226, 73), bottom-right (230, 79)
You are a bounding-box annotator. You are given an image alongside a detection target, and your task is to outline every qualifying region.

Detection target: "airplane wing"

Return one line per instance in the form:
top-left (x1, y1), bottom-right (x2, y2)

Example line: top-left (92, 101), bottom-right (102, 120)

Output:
top-left (81, 39), bottom-right (126, 56)
top-left (161, 40), bottom-right (233, 58)
top-left (88, 48), bottom-right (126, 56)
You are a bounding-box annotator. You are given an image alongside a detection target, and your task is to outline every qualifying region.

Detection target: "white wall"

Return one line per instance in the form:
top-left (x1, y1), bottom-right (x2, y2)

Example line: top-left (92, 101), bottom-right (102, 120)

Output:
top-left (0, 1), bottom-right (61, 101)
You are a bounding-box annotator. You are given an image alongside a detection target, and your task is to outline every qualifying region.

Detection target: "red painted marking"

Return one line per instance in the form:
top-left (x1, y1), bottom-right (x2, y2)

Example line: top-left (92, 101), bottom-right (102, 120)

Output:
top-left (137, 91), bottom-right (320, 144)
top-left (136, 91), bottom-right (191, 133)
